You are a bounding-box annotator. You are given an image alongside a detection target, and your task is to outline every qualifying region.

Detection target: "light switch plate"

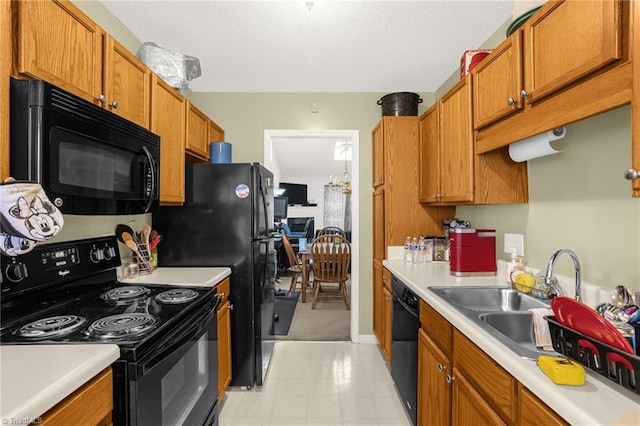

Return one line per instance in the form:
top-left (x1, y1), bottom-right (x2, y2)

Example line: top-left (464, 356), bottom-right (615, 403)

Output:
top-left (504, 233), bottom-right (524, 256)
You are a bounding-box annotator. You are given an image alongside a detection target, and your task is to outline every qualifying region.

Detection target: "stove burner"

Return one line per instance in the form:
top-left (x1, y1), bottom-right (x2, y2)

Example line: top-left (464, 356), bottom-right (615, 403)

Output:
top-left (15, 315), bottom-right (87, 339)
top-left (101, 286), bottom-right (151, 304)
top-left (155, 288), bottom-right (199, 304)
top-left (85, 313), bottom-right (158, 340)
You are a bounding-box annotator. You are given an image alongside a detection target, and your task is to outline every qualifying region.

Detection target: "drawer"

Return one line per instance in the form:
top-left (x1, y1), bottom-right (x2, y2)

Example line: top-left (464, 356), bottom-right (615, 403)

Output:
top-left (420, 300), bottom-right (453, 357)
top-left (453, 330), bottom-right (516, 424)
top-left (382, 267), bottom-right (393, 291)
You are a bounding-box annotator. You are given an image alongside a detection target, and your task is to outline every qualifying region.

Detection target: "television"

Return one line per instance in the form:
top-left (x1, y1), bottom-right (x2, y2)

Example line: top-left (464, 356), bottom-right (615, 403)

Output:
top-left (274, 196), bottom-right (288, 222)
top-left (279, 182), bottom-right (307, 205)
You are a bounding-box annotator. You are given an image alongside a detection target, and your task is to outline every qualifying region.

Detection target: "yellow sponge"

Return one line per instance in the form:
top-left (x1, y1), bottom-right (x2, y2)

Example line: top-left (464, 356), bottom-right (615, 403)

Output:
top-left (537, 356), bottom-right (586, 386)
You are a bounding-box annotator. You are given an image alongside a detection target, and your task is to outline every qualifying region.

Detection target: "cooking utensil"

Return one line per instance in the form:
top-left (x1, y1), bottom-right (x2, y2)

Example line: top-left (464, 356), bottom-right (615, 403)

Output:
top-left (116, 224), bottom-right (135, 243)
top-left (551, 297), bottom-right (634, 354)
top-left (142, 224), bottom-right (152, 252)
top-left (122, 232), bottom-right (134, 244)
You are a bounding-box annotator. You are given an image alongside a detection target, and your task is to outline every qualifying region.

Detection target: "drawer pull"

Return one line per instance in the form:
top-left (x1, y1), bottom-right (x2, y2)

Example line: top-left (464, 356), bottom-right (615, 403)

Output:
top-left (437, 364), bottom-right (446, 372)
top-left (445, 374), bottom-right (454, 383)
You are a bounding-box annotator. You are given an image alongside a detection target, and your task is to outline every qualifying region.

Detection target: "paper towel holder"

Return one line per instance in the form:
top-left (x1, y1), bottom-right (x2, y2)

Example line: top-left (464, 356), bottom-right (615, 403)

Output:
top-left (508, 126), bottom-right (567, 163)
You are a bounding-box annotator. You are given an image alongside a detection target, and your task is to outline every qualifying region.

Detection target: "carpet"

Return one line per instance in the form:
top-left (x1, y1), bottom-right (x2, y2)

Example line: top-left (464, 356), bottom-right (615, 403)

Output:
top-left (274, 290), bottom-right (300, 335)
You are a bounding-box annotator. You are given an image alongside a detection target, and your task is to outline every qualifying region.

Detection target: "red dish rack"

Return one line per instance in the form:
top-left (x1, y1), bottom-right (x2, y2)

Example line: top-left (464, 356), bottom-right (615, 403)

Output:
top-left (544, 316), bottom-right (639, 396)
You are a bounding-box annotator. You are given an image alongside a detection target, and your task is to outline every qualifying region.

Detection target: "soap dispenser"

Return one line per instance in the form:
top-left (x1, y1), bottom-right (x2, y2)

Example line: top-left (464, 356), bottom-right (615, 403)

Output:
top-left (506, 249), bottom-right (524, 285)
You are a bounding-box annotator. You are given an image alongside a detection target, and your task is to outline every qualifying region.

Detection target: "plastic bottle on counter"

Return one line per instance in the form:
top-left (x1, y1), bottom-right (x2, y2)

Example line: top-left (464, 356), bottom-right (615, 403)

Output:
top-left (506, 249), bottom-right (525, 286)
top-left (404, 236), bottom-right (412, 262)
top-left (411, 237), bottom-right (419, 263)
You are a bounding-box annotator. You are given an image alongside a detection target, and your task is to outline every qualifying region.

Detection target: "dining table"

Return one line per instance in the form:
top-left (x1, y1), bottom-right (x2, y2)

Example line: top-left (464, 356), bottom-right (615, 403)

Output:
top-left (299, 250), bottom-right (312, 303)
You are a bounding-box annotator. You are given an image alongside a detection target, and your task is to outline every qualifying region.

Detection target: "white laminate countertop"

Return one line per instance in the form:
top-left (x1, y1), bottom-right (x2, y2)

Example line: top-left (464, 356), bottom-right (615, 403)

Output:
top-left (0, 344), bottom-right (120, 422)
top-left (383, 259), bottom-right (640, 426)
top-left (118, 267), bottom-right (231, 287)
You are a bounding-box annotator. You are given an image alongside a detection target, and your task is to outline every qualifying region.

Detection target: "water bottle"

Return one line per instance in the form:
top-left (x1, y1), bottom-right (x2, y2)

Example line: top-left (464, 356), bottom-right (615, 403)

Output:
top-left (411, 237), bottom-right (419, 263)
top-left (404, 236), bottom-right (412, 262)
top-left (418, 237), bottom-right (427, 263)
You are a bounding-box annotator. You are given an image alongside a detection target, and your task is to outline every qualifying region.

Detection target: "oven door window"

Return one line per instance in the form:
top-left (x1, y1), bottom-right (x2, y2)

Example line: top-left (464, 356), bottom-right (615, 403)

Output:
top-left (49, 126), bottom-right (149, 200)
top-left (134, 309), bottom-right (218, 426)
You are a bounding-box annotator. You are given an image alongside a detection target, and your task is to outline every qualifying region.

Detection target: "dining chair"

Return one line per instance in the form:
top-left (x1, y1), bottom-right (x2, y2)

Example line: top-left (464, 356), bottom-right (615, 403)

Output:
top-left (309, 234), bottom-right (351, 310)
top-left (316, 226), bottom-right (347, 239)
top-left (281, 230), bottom-right (305, 295)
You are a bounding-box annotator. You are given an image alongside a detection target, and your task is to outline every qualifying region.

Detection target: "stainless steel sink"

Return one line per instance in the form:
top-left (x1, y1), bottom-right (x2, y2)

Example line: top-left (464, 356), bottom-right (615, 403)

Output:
top-left (428, 286), bottom-right (549, 312)
top-left (427, 286), bottom-right (554, 360)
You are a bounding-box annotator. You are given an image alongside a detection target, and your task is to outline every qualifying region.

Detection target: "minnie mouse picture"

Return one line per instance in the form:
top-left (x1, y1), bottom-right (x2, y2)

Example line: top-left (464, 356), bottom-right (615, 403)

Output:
top-left (9, 196), bottom-right (62, 240)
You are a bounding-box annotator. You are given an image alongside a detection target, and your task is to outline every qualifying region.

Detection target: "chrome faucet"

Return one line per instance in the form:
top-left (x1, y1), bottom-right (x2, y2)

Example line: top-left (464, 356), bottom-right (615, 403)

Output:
top-left (543, 248), bottom-right (582, 302)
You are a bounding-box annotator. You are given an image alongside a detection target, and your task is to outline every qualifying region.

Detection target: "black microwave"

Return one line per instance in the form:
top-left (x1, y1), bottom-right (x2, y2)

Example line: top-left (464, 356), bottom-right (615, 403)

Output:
top-left (9, 78), bottom-right (160, 215)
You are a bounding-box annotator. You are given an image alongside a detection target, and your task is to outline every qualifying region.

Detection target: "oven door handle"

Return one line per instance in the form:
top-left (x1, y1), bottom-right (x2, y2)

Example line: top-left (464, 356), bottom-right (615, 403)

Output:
top-left (140, 295), bottom-right (221, 373)
top-left (142, 145), bottom-right (157, 213)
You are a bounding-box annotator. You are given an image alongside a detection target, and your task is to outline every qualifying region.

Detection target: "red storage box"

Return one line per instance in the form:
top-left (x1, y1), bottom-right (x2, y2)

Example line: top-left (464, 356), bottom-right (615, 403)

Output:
top-left (460, 49), bottom-right (493, 78)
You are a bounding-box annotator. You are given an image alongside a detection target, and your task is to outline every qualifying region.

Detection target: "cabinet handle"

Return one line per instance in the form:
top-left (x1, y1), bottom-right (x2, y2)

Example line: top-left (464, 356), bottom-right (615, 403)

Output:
top-left (229, 304), bottom-right (234, 310)
top-left (382, 276), bottom-right (388, 281)
top-left (445, 374), bottom-right (454, 383)
top-left (507, 97), bottom-right (516, 105)
top-left (624, 169), bottom-right (640, 180)
top-left (96, 94), bottom-right (106, 103)
top-left (437, 364), bottom-right (446, 372)
top-left (219, 292), bottom-right (225, 298)
top-left (520, 89), bottom-right (530, 98)
top-left (385, 296), bottom-right (391, 301)
top-left (110, 100), bottom-right (119, 109)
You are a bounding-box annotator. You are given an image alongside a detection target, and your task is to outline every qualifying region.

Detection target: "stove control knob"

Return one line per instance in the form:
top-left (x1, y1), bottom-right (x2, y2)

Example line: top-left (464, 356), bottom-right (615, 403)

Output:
top-left (90, 248), bottom-right (104, 263)
top-left (5, 263), bottom-right (27, 282)
top-left (104, 246), bottom-right (116, 260)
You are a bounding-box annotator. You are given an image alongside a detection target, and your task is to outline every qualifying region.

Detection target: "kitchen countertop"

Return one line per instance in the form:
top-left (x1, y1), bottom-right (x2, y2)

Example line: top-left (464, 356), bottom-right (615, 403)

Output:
top-left (118, 266), bottom-right (231, 287)
top-left (0, 344), bottom-right (120, 422)
top-left (1, 267), bottom-right (230, 423)
top-left (383, 259), bottom-right (640, 426)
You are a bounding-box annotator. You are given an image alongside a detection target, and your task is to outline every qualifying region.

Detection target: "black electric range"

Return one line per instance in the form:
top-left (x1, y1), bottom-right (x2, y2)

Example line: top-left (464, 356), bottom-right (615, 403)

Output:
top-left (1, 236), bottom-right (221, 425)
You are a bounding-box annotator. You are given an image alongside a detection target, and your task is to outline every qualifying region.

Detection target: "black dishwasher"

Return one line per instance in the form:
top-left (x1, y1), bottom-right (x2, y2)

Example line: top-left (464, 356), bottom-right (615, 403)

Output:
top-left (391, 275), bottom-right (420, 425)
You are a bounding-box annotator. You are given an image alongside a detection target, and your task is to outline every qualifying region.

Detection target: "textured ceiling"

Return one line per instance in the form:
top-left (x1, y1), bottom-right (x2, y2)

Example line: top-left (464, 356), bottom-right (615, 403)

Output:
top-left (100, 0), bottom-right (515, 93)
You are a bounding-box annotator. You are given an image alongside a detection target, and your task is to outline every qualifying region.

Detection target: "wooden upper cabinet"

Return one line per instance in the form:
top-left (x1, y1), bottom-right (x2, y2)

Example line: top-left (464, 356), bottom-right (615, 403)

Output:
top-left (151, 74), bottom-right (186, 205)
top-left (439, 77), bottom-right (474, 204)
top-left (16, 0), bottom-right (152, 129)
top-left (209, 120), bottom-right (225, 144)
top-left (372, 121), bottom-right (384, 187)
top-left (16, 0), bottom-right (103, 102)
top-left (524, 0), bottom-right (622, 104)
top-left (419, 102), bottom-right (440, 203)
top-left (472, 31), bottom-right (523, 129)
top-left (185, 101), bottom-right (210, 161)
top-left (103, 36), bottom-right (151, 128)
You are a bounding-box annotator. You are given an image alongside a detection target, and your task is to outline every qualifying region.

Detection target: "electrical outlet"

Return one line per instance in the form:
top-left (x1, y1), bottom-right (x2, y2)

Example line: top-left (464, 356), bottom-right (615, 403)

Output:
top-left (504, 233), bottom-right (524, 256)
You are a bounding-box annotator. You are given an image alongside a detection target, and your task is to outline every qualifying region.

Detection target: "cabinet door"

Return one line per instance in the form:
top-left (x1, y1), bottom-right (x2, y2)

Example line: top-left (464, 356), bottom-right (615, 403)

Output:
top-left (209, 120), bottom-right (225, 144)
top-left (519, 387), bottom-right (568, 426)
top-left (418, 329), bottom-right (451, 426)
top-left (372, 121), bottom-right (384, 187)
top-left (103, 36), bottom-right (151, 128)
top-left (17, 0), bottom-right (102, 103)
top-left (381, 285), bottom-right (393, 363)
top-left (185, 101), bottom-right (210, 160)
top-left (373, 188), bottom-right (385, 263)
top-left (373, 261), bottom-right (383, 349)
top-left (472, 31), bottom-right (523, 129)
top-left (440, 77), bottom-right (474, 204)
top-left (524, 0), bottom-right (622, 104)
top-left (151, 74), bottom-right (186, 205)
top-left (419, 103), bottom-right (440, 204)
top-left (217, 299), bottom-right (232, 400)
top-left (1, 0), bottom-right (10, 180)
top-left (452, 368), bottom-right (506, 426)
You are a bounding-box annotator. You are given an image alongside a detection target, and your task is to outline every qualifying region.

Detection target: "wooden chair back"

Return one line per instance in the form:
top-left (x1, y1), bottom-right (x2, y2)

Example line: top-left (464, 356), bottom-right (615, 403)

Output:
top-left (281, 230), bottom-right (299, 268)
top-left (310, 234), bottom-right (351, 283)
top-left (316, 226), bottom-right (347, 239)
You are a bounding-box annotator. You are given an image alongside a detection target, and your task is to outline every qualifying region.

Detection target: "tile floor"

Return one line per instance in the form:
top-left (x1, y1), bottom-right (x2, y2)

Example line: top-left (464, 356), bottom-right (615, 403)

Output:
top-left (218, 341), bottom-right (412, 426)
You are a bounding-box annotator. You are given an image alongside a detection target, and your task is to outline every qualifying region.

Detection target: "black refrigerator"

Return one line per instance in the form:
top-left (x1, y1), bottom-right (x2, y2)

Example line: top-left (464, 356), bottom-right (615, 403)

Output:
top-left (153, 162), bottom-right (276, 388)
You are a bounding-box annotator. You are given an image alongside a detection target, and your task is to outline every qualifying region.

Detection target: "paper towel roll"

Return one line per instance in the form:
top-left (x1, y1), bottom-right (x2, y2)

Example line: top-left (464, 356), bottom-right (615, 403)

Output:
top-left (508, 127), bottom-right (566, 162)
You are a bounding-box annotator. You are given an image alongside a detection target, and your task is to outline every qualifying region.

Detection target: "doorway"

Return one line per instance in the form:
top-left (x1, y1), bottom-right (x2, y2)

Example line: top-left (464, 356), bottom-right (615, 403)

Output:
top-left (264, 129), bottom-right (359, 343)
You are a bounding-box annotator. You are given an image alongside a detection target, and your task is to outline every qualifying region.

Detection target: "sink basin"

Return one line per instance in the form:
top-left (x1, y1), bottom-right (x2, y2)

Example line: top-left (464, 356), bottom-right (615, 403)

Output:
top-left (429, 286), bottom-right (550, 312)
top-left (428, 286), bottom-right (554, 360)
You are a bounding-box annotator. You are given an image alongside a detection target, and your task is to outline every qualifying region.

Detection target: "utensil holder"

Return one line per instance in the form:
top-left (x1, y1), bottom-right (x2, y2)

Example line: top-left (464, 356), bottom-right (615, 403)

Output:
top-left (133, 244), bottom-right (153, 275)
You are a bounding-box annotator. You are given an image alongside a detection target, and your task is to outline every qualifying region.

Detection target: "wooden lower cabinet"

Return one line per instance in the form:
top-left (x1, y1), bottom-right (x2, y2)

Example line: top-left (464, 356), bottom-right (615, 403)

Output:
top-left (373, 264), bottom-right (392, 363)
top-left (216, 277), bottom-right (232, 400)
top-left (418, 301), bottom-right (566, 426)
top-left (40, 368), bottom-right (113, 426)
top-left (453, 368), bottom-right (506, 426)
top-left (381, 284), bottom-right (392, 363)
